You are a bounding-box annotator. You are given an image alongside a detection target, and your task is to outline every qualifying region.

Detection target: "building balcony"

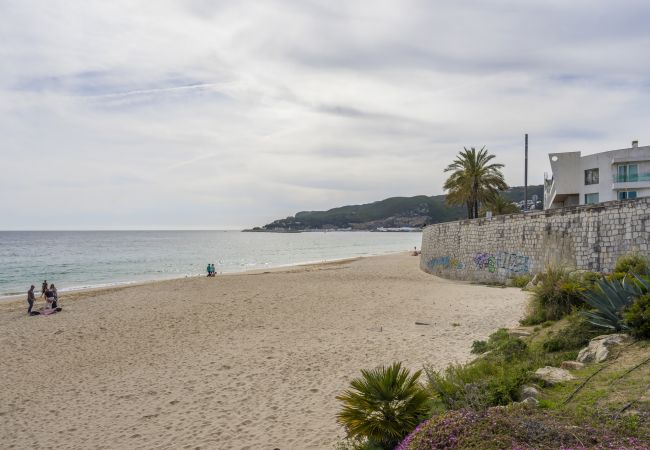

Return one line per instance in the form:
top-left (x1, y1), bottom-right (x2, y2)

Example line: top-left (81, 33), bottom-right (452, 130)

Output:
top-left (612, 173), bottom-right (650, 190)
top-left (544, 177), bottom-right (556, 209)
top-left (613, 173), bottom-right (650, 183)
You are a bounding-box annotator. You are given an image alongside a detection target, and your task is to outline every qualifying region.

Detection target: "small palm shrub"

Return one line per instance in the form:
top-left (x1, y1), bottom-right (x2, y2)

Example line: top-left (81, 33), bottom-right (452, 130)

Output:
top-left (581, 275), bottom-right (647, 331)
top-left (336, 362), bottom-right (429, 449)
top-left (623, 293), bottom-right (650, 338)
top-left (614, 253), bottom-right (649, 277)
top-left (520, 267), bottom-right (589, 325)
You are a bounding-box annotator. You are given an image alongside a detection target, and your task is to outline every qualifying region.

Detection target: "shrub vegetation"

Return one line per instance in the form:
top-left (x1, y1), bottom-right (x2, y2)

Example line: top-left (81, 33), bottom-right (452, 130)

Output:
top-left (336, 362), bottom-right (429, 450)
top-left (614, 253), bottom-right (649, 277)
top-left (624, 293), bottom-right (650, 338)
top-left (396, 407), bottom-right (647, 450)
top-left (510, 274), bottom-right (531, 288)
top-left (427, 330), bottom-right (567, 411)
top-left (540, 313), bottom-right (602, 353)
top-left (520, 267), bottom-right (593, 325)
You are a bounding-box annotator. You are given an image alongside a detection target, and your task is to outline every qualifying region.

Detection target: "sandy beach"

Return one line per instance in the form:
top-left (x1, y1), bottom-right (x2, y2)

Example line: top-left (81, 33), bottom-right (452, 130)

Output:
top-left (0, 253), bottom-right (528, 450)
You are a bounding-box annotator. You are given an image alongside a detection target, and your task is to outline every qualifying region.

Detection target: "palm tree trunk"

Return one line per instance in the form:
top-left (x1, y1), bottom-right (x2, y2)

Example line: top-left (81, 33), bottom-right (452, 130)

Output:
top-left (473, 180), bottom-right (479, 219)
top-left (466, 201), bottom-right (472, 219)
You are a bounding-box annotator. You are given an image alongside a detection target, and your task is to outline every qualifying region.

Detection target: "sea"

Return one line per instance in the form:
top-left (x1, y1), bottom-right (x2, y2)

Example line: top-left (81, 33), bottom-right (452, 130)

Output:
top-left (0, 230), bottom-right (422, 297)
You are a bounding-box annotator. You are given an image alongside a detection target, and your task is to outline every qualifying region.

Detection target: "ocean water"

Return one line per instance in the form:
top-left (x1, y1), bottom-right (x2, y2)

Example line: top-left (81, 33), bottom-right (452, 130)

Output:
top-left (0, 231), bottom-right (421, 297)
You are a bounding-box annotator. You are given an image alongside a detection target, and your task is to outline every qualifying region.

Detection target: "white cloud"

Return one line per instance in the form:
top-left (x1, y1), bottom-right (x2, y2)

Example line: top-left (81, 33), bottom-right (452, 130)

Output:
top-left (1, 0), bottom-right (649, 228)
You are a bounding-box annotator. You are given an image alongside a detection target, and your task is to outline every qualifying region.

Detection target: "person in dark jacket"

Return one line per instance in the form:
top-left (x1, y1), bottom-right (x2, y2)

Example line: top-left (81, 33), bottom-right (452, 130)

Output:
top-left (27, 285), bottom-right (36, 314)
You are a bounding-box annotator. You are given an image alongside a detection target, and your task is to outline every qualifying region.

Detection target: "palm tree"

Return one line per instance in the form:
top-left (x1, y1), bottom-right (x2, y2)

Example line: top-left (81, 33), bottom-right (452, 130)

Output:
top-left (480, 194), bottom-right (520, 216)
top-left (443, 146), bottom-right (508, 219)
top-left (336, 362), bottom-right (429, 449)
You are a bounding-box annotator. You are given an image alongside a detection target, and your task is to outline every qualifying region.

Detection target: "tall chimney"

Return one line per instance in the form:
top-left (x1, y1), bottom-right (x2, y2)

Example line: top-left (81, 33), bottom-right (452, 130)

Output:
top-left (632, 140), bottom-right (639, 148)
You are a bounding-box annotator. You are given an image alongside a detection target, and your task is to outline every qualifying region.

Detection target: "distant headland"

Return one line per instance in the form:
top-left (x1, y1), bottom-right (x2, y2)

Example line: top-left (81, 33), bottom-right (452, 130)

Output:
top-left (244, 185), bottom-right (543, 232)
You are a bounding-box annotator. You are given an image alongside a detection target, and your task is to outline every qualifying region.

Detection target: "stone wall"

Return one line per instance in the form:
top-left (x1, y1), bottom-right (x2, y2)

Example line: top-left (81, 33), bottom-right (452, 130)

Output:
top-left (420, 197), bottom-right (650, 282)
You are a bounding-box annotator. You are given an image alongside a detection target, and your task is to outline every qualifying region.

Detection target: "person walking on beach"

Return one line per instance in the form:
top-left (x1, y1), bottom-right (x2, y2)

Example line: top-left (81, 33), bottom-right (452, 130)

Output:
top-left (211, 264), bottom-right (216, 277)
top-left (27, 285), bottom-right (36, 315)
top-left (207, 263), bottom-right (212, 277)
top-left (41, 280), bottom-right (47, 297)
top-left (50, 284), bottom-right (58, 307)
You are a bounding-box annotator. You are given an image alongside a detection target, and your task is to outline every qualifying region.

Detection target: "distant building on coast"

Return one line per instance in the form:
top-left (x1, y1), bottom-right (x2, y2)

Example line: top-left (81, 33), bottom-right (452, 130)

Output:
top-left (544, 141), bottom-right (650, 209)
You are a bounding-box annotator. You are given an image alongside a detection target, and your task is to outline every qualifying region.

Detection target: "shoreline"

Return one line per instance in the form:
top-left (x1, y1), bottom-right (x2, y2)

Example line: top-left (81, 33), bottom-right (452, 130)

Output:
top-left (0, 251), bottom-right (404, 301)
top-left (0, 251), bottom-right (399, 303)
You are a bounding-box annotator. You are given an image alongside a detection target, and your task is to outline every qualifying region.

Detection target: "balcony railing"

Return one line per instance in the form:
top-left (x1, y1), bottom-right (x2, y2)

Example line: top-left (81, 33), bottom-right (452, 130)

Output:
top-left (613, 173), bottom-right (650, 183)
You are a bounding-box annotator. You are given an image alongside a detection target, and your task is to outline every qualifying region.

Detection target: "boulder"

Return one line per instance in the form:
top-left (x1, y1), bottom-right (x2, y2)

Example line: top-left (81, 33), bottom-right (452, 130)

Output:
top-left (576, 334), bottom-right (630, 364)
top-left (560, 361), bottom-right (585, 371)
top-left (520, 386), bottom-right (540, 400)
top-left (533, 367), bottom-right (576, 385)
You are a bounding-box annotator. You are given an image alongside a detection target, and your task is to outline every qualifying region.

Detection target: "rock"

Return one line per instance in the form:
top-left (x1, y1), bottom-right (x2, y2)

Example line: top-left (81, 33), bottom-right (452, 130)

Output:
top-left (533, 367), bottom-right (576, 385)
top-left (576, 334), bottom-right (630, 364)
top-left (508, 328), bottom-right (532, 338)
top-left (520, 386), bottom-right (540, 400)
top-left (519, 397), bottom-right (539, 407)
top-left (560, 361), bottom-right (585, 371)
top-left (525, 274), bottom-right (540, 290)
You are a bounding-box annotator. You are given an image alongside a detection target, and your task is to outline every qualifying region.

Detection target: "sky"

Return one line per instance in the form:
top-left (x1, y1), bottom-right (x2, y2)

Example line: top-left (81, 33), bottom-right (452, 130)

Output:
top-left (1, 0), bottom-right (650, 229)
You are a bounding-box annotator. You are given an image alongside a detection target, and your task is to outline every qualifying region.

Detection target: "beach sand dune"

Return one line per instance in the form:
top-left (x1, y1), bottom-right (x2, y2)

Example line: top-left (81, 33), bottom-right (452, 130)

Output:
top-left (0, 253), bottom-right (528, 449)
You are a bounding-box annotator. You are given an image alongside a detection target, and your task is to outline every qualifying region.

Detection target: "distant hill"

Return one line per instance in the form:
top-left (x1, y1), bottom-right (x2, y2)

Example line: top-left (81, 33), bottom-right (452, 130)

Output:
top-left (249, 185), bottom-right (544, 232)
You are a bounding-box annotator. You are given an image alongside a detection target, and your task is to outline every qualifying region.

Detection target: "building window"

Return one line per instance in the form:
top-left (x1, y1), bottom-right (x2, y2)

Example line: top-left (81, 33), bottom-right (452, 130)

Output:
top-left (618, 191), bottom-right (637, 200)
top-left (584, 168), bottom-right (599, 185)
top-left (585, 193), bottom-right (599, 204)
top-left (616, 164), bottom-right (638, 182)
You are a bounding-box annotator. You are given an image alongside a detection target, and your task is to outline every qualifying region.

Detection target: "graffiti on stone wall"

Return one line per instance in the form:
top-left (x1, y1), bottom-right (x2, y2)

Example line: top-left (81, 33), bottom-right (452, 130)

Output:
top-left (427, 256), bottom-right (465, 270)
top-left (473, 253), bottom-right (496, 272)
top-left (449, 257), bottom-right (465, 270)
top-left (473, 252), bottom-right (530, 274)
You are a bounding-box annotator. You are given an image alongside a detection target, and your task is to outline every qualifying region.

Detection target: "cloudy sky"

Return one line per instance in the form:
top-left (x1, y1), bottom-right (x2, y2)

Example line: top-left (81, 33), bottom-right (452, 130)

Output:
top-left (1, 0), bottom-right (649, 229)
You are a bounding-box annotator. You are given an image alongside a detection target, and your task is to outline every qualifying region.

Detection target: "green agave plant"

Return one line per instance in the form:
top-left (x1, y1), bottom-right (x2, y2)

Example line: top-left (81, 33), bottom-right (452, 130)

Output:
top-left (336, 362), bottom-right (429, 449)
top-left (581, 274), bottom-right (649, 330)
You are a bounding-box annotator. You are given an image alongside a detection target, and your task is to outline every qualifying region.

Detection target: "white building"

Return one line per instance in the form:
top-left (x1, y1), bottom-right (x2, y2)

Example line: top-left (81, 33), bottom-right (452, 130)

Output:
top-left (544, 141), bottom-right (650, 209)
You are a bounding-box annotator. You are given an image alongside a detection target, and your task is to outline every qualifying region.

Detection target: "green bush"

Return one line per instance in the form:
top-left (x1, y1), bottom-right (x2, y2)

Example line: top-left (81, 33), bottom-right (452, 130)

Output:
top-left (470, 328), bottom-right (515, 355)
top-left (426, 330), bottom-right (566, 411)
top-left (520, 267), bottom-right (590, 325)
top-left (541, 313), bottom-right (603, 352)
top-left (511, 274), bottom-right (532, 288)
top-left (614, 253), bottom-right (649, 276)
top-left (580, 271), bottom-right (603, 285)
top-left (623, 293), bottom-right (650, 339)
top-left (425, 359), bottom-right (529, 410)
top-left (470, 340), bottom-right (488, 354)
top-left (336, 362), bottom-right (429, 449)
